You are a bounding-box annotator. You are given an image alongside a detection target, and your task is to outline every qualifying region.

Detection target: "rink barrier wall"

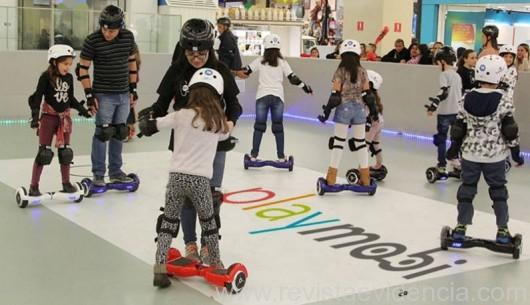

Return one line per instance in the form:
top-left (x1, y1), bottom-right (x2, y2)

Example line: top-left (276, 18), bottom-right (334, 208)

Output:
top-left (2, 51), bottom-right (529, 150)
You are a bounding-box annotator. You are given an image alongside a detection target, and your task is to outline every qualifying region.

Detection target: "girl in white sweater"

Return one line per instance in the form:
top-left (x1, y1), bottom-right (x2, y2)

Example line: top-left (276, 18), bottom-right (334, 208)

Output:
top-left (139, 68), bottom-right (229, 288)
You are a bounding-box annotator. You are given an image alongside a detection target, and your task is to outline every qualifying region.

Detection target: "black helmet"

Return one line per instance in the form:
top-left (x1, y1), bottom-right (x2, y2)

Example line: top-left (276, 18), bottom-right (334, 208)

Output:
top-left (99, 5), bottom-right (124, 29)
top-left (482, 25), bottom-right (499, 39)
top-left (434, 46), bottom-right (456, 65)
top-left (180, 19), bottom-right (214, 52)
top-left (217, 17), bottom-right (231, 27)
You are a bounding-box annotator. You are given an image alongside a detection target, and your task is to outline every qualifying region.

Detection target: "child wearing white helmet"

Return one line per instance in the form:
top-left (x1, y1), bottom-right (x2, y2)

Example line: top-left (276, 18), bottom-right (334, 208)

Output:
top-left (317, 39), bottom-right (379, 187)
top-left (138, 68), bottom-right (230, 288)
top-left (237, 33), bottom-right (313, 162)
top-left (365, 70), bottom-right (386, 175)
top-left (499, 45), bottom-right (518, 102)
top-left (446, 55), bottom-right (524, 244)
top-left (26, 44), bottom-right (91, 197)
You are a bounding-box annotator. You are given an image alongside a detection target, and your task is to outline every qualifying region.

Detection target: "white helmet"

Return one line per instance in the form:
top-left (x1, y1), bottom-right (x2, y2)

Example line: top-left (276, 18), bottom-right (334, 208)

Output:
top-left (189, 68), bottom-right (224, 96)
top-left (340, 39), bottom-right (361, 55)
top-left (367, 70), bottom-right (383, 90)
top-left (47, 44), bottom-right (75, 62)
top-left (499, 44), bottom-right (516, 56)
top-left (263, 34), bottom-right (281, 50)
top-left (475, 55), bottom-right (507, 84)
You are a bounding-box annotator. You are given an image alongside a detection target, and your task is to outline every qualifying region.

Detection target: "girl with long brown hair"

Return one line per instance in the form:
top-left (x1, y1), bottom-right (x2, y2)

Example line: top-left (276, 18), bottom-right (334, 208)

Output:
top-left (138, 68), bottom-right (230, 288)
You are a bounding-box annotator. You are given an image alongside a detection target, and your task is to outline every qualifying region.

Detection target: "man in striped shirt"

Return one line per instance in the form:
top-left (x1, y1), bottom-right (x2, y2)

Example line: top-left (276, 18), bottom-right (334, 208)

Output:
top-left (77, 5), bottom-right (138, 186)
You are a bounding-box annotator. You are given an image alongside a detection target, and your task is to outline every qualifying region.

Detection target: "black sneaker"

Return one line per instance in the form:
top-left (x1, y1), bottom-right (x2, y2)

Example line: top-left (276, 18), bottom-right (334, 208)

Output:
top-left (29, 185), bottom-right (41, 197)
top-left (496, 226), bottom-right (512, 244)
top-left (153, 264), bottom-right (171, 288)
top-left (452, 224), bottom-right (466, 240)
top-left (109, 172), bottom-right (134, 184)
top-left (93, 176), bottom-right (106, 187)
top-left (153, 273), bottom-right (171, 288)
top-left (62, 183), bottom-right (77, 193)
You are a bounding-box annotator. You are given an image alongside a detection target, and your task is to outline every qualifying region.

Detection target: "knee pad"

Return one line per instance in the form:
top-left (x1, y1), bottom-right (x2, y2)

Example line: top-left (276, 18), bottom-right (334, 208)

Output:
top-left (489, 186), bottom-right (508, 202)
top-left (329, 136), bottom-right (346, 150)
top-left (211, 189), bottom-right (223, 229)
top-left (58, 146), bottom-right (73, 165)
top-left (367, 141), bottom-right (382, 157)
top-left (271, 122), bottom-right (284, 134)
top-left (451, 120), bottom-right (467, 141)
top-left (457, 183), bottom-right (477, 203)
top-left (433, 134), bottom-right (446, 147)
top-left (199, 214), bottom-right (219, 238)
top-left (113, 124), bottom-right (129, 141)
top-left (348, 138), bottom-right (367, 152)
top-left (35, 146), bottom-right (54, 165)
top-left (156, 213), bottom-right (180, 238)
top-left (95, 124), bottom-right (115, 142)
top-left (254, 121), bottom-right (266, 133)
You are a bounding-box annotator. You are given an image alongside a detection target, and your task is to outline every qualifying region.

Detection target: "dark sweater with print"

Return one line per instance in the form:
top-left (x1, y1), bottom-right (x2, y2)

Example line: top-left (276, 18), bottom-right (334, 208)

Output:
top-left (30, 72), bottom-right (84, 113)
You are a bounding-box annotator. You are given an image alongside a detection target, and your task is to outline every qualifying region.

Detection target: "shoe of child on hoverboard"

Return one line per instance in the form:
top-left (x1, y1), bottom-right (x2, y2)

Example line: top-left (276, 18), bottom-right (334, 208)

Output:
top-left (165, 248), bottom-right (248, 294)
top-left (15, 182), bottom-right (87, 208)
top-left (243, 154), bottom-right (294, 172)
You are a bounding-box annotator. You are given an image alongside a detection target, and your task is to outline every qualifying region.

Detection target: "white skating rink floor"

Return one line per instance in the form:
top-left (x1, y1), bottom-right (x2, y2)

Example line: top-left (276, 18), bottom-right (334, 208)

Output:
top-left (1, 119), bottom-right (529, 305)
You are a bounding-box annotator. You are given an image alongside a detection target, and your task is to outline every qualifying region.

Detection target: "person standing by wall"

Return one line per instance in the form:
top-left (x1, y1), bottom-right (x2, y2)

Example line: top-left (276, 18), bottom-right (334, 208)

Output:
top-left (516, 43), bottom-right (529, 72)
top-left (215, 17), bottom-right (242, 71)
top-left (77, 5), bottom-right (138, 186)
top-left (381, 39), bottom-right (410, 63)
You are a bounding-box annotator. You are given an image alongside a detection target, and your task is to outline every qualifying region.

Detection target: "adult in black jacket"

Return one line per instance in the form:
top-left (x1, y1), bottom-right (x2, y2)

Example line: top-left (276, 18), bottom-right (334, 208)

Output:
top-left (144, 19), bottom-right (242, 261)
top-left (215, 17), bottom-right (242, 70)
top-left (381, 39), bottom-right (410, 63)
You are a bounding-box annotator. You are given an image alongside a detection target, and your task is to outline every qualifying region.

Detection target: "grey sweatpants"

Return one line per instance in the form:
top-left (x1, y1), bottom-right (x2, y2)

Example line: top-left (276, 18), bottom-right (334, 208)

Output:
top-left (155, 172), bottom-right (221, 266)
top-left (457, 159), bottom-right (509, 227)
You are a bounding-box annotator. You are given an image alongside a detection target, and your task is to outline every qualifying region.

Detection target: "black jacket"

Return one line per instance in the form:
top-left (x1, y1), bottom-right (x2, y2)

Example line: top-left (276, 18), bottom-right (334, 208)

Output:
top-left (152, 60), bottom-right (242, 124)
top-left (217, 31), bottom-right (242, 70)
top-left (457, 66), bottom-right (476, 94)
top-left (381, 48), bottom-right (410, 63)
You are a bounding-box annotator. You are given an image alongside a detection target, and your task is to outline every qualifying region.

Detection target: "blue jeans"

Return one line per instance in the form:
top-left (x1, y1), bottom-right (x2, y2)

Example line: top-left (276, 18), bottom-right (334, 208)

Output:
top-left (333, 101), bottom-right (366, 125)
top-left (251, 95), bottom-right (285, 159)
top-left (182, 151), bottom-right (226, 245)
top-left (91, 93), bottom-right (130, 177)
top-left (457, 159), bottom-right (508, 227)
top-left (434, 114), bottom-right (457, 167)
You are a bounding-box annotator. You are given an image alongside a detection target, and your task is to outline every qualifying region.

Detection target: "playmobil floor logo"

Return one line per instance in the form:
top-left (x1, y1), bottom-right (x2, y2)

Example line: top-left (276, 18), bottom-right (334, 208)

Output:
top-left (224, 187), bottom-right (467, 280)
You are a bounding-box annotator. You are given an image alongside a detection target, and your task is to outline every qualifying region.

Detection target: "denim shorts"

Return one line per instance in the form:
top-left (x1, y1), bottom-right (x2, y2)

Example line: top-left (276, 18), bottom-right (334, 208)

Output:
top-left (333, 101), bottom-right (366, 125)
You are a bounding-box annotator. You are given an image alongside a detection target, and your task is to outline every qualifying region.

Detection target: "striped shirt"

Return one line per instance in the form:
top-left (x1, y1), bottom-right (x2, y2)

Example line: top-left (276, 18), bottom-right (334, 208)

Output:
top-left (80, 29), bottom-right (136, 94)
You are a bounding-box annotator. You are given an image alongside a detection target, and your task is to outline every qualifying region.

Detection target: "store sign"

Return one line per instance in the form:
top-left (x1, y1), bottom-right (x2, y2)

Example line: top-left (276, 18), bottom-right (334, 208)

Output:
top-left (357, 21), bottom-right (364, 31)
top-left (394, 22), bottom-right (402, 33)
top-left (451, 23), bottom-right (476, 50)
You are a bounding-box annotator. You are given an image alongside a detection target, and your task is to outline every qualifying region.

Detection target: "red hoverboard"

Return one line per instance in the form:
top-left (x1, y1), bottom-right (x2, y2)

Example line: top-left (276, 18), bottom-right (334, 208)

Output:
top-left (166, 248), bottom-right (248, 294)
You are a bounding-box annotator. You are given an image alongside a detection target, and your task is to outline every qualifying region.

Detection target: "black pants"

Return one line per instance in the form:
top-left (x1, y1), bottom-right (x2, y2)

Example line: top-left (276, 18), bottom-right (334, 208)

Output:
top-left (457, 159), bottom-right (509, 227)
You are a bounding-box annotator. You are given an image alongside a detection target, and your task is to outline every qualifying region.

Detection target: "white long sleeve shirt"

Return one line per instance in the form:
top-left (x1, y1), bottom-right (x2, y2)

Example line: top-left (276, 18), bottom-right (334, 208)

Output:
top-left (248, 57), bottom-right (294, 102)
top-left (156, 108), bottom-right (228, 179)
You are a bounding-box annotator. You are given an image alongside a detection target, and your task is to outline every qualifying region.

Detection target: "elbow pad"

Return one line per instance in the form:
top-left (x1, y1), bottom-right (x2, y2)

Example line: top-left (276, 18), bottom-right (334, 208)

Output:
top-left (501, 116), bottom-right (519, 141)
top-left (436, 86), bottom-right (449, 101)
top-left (362, 90), bottom-right (378, 119)
top-left (288, 73), bottom-right (303, 86)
